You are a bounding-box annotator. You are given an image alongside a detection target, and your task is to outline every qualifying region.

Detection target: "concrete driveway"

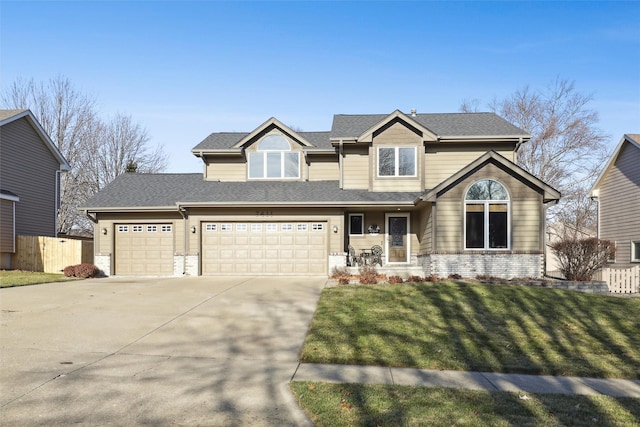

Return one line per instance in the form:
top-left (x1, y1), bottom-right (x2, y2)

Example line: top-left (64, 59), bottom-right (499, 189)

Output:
top-left (0, 276), bottom-right (327, 426)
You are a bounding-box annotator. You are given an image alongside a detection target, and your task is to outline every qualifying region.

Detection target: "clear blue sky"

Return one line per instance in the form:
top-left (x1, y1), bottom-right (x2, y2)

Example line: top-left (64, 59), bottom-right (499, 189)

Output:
top-left (2, 1), bottom-right (639, 173)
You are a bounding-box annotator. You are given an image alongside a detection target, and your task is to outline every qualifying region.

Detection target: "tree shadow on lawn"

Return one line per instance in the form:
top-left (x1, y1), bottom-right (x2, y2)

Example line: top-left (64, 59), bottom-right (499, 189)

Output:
top-left (419, 281), bottom-right (640, 378)
top-left (301, 282), bottom-right (640, 379)
top-left (293, 381), bottom-right (640, 426)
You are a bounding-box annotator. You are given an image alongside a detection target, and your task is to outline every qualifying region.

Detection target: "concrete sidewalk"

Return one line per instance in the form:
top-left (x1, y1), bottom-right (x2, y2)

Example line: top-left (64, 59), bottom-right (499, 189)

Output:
top-left (292, 363), bottom-right (640, 398)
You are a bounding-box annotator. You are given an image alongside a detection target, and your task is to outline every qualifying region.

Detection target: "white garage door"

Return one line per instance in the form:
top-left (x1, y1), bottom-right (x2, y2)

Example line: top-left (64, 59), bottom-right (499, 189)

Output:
top-left (115, 224), bottom-right (174, 275)
top-left (201, 221), bottom-right (327, 275)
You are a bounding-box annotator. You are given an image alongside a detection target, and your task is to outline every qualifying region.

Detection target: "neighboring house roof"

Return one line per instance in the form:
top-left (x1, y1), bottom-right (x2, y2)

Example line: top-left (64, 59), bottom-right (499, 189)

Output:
top-left (80, 174), bottom-right (423, 211)
top-left (0, 109), bottom-right (71, 171)
top-left (420, 150), bottom-right (561, 203)
top-left (193, 111), bottom-right (530, 152)
top-left (590, 134), bottom-right (640, 197)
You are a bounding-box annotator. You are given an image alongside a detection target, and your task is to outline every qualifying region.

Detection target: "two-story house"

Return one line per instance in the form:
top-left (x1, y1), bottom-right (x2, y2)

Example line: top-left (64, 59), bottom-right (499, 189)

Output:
top-left (81, 110), bottom-right (560, 278)
top-left (0, 109), bottom-right (71, 269)
top-left (590, 134), bottom-right (640, 266)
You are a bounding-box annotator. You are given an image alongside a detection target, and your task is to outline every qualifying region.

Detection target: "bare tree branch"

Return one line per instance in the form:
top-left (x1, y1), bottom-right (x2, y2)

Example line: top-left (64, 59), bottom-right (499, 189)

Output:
top-left (2, 76), bottom-right (167, 235)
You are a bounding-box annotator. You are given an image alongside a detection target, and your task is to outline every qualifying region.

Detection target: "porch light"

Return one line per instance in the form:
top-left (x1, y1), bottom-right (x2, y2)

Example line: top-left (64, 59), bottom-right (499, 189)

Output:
top-left (333, 225), bottom-right (339, 233)
top-left (101, 227), bottom-right (107, 235)
top-left (190, 225), bottom-right (197, 234)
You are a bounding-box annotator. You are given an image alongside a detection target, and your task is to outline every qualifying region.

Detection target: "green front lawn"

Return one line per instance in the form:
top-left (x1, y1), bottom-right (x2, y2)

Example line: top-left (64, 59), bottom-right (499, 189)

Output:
top-left (300, 282), bottom-right (640, 379)
top-left (290, 382), bottom-right (640, 427)
top-left (0, 270), bottom-right (77, 288)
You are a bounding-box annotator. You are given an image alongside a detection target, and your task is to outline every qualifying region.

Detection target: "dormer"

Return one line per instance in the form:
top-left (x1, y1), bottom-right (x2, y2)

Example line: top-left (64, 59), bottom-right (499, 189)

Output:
top-left (192, 117), bottom-right (336, 181)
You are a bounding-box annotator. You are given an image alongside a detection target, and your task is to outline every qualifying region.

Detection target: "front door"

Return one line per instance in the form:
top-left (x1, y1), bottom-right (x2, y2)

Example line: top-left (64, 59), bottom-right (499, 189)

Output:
top-left (386, 213), bottom-right (409, 263)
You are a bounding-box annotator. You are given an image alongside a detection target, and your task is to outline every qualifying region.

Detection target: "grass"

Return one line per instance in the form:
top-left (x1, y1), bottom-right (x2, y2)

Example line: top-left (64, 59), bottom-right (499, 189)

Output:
top-left (0, 270), bottom-right (77, 288)
top-left (300, 282), bottom-right (640, 379)
top-left (290, 382), bottom-right (640, 427)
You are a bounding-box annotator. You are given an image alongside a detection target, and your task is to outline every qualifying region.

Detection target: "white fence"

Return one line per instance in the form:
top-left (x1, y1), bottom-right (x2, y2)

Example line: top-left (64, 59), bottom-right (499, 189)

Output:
top-left (597, 266), bottom-right (640, 294)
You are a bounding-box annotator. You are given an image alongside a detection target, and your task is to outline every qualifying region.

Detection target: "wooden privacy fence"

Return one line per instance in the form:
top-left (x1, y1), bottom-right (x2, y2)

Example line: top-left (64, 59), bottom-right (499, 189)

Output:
top-left (13, 235), bottom-right (94, 273)
top-left (596, 266), bottom-right (640, 294)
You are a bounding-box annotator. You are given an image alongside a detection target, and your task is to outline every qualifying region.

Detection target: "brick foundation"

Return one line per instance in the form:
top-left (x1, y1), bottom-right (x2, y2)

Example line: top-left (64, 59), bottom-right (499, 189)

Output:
top-left (420, 252), bottom-right (544, 279)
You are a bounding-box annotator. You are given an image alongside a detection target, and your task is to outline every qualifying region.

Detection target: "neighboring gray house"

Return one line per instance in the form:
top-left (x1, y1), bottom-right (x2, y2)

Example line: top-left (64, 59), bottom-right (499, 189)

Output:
top-left (0, 109), bottom-right (71, 269)
top-left (590, 134), bottom-right (640, 265)
top-left (82, 110), bottom-right (560, 278)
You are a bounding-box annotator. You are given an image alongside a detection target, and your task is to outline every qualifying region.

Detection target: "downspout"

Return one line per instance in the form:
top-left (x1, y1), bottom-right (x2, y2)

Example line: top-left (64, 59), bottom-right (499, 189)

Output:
top-left (177, 204), bottom-right (188, 275)
top-left (55, 170), bottom-right (61, 236)
top-left (339, 140), bottom-right (344, 189)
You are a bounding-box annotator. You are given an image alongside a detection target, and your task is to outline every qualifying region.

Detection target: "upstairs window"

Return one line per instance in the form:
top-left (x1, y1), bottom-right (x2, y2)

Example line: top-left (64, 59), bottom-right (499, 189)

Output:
top-left (378, 147), bottom-right (416, 177)
top-left (249, 134), bottom-right (300, 179)
top-left (465, 180), bottom-right (509, 250)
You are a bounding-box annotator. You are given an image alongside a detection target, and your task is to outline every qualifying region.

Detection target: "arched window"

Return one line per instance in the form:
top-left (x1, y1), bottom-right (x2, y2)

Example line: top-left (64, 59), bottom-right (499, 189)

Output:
top-left (465, 179), bottom-right (509, 249)
top-left (248, 134), bottom-right (300, 179)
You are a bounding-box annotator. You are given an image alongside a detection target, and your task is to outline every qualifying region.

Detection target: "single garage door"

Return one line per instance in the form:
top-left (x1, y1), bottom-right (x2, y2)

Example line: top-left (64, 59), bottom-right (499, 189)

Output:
top-left (202, 221), bottom-right (327, 275)
top-left (115, 224), bottom-right (174, 275)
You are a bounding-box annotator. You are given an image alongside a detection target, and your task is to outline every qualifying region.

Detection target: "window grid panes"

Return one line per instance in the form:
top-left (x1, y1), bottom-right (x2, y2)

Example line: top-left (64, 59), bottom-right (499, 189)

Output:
top-left (221, 224), bottom-right (232, 232)
top-left (161, 225), bottom-right (172, 232)
top-left (205, 224), bottom-right (217, 232)
top-left (312, 223), bottom-right (324, 231)
top-left (251, 224), bottom-right (262, 232)
top-left (132, 225), bottom-right (143, 232)
top-left (147, 225), bottom-right (157, 232)
top-left (248, 134), bottom-right (300, 179)
top-left (266, 223), bottom-right (278, 232)
top-left (465, 180), bottom-right (509, 250)
top-left (118, 225), bottom-right (128, 232)
top-left (297, 223), bottom-right (308, 232)
top-left (281, 223), bottom-right (293, 231)
top-left (236, 224), bottom-right (247, 232)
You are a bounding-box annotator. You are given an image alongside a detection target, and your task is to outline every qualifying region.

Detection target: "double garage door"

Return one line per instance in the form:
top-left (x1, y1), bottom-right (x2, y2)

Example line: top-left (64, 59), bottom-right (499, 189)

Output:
top-left (201, 221), bottom-right (328, 275)
top-left (115, 224), bottom-right (174, 275)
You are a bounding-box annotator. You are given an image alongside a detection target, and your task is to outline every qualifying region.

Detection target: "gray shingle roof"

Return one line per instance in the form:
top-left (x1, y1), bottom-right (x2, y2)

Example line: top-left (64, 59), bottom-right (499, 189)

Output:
top-left (81, 173), bottom-right (422, 209)
top-left (193, 131), bottom-right (332, 151)
top-left (330, 112), bottom-right (529, 139)
top-left (193, 112), bottom-right (528, 151)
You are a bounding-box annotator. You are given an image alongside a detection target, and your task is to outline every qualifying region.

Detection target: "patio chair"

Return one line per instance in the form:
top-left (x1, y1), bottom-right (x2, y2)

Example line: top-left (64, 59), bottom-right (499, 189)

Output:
top-left (371, 245), bottom-right (383, 266)
top-left (348, 245), bottom-right (361, 266)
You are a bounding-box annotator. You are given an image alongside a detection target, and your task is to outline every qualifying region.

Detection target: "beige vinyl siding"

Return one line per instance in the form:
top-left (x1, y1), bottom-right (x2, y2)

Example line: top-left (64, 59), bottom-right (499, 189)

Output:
top-left (0, 117), bottom-right (59, 236)
top-left (0, 199), bottom-right (15, 252)
top-left (95, 212), bottom-right (182, 256)
top-left (435, 162), bottom-right (543, 252)
top-left (342, 145), bottom-right (369, 189)
top-left (598, 142), bottom-right (640, 264)
top-left (308, 155), bottom-right (339, 181)
top-left (205, 156), bottom-right (246, 181)
top-left (418, 204), bottom-right (433, 253)
top-left (425, 144), bottom-right (516, 189)
top-left (372, 122), bottom-right (423, 192)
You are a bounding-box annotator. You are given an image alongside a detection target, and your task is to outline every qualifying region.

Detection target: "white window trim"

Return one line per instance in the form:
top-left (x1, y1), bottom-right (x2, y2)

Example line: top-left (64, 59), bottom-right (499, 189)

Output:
top-left (348, 213), bottom-right (364, 236)
top-left (377, 146), bottom-right (417, 178)
top-left (463, 180), bottom-right (511, 251)
top-left (248, 151), bottom-right (300, 180)
top-left (632, 241), bottom-right (640, 263)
